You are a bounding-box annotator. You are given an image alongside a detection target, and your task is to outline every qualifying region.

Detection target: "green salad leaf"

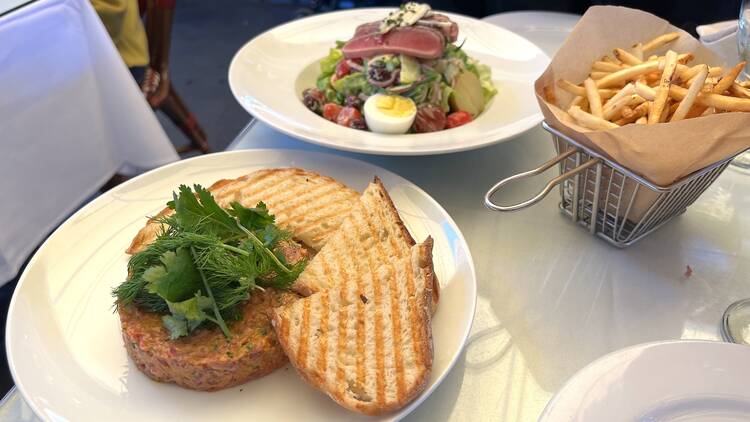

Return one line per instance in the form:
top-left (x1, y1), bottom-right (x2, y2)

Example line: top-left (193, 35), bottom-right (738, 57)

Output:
top-left (320, 47), bottom-right (343, 78)
top-left (440, 83), bottom-right (454, 113)
top-left (332, 72), bottom-right (374, 97)
top-left (114, 185), bottom-right (306, 339)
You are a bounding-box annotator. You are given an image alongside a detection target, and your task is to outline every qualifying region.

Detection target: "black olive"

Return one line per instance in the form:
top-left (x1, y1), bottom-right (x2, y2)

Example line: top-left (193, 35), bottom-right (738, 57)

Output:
top-left (344, 95), bottom-right (363, 109)
top-left (302, 88), bottom-right (325, 113)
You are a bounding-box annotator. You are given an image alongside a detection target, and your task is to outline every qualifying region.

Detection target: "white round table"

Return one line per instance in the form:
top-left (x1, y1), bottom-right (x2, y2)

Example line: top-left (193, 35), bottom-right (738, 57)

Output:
top-left (5, 10), bottom-right (750, 422)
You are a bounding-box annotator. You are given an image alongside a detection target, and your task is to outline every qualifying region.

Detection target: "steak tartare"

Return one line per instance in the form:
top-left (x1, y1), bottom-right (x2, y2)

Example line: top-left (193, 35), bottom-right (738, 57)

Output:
top-left (119, 287), bottom-right (300, 391)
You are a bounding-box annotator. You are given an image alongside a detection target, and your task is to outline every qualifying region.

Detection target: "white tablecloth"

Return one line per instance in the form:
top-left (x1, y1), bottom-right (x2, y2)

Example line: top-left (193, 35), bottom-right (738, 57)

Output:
top-left (0, 0), bottom-right (179, 284)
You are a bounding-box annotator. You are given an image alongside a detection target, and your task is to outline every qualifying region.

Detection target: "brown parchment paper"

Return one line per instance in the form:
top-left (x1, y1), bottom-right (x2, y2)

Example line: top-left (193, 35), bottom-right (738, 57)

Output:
top-left (535, 5), bottom-right (750, 187)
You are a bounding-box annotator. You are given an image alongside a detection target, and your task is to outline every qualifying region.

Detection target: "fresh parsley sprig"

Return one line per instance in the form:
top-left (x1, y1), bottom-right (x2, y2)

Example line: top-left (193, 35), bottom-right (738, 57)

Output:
top-left (114, 185), bottom-right (306, 339)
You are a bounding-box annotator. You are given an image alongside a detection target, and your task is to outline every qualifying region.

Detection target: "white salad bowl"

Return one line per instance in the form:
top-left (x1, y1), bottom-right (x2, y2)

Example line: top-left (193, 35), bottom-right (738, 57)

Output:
top-left (228, 8), bottom-right (550, 155)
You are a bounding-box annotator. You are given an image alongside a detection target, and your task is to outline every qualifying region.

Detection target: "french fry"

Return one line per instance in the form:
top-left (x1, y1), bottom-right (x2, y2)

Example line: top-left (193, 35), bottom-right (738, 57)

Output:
top-left (557, 79), bottom-right (617, 98)
top-left (670, 65), bottom-right (708, 122)
top-left (596, 61), bottom-right (660, 88)
top-left (676, 53), bottom-right (694, 65)
top-left (642, 32), bottom-right (680, 52)
top-left (602, 83), bottom-right (635, 112)
top-left (632, 43), bottom-right (644, 61)
top-left (713, 61), bottom-right (746, 94)
top-left (555, 32), bottom-right (749, 130)
top-left (615, 101), bottom-right (649, 125)
top-left (648, 50), bottom-right (678, 124)
top-left (614, 47), bottom-right (643, 65)
top-left (669, 84), bottom-right (750, 112)
top-left (676, 64), bottom-right (703, 83)
top-left (635, 81), bottom-right (656, 100)
top-left (592, 61), bottom-right (624, 72)
top-left (604, 93), bottom-right (637, 120)
top-left (584, 78), bottom-right (604, 118)
top-left (569, 95), bottom-right (586, 108)
top-left (590, 71), bottom-right (608, 80)
top-left (660, 99), bottom-right (673, 122)
top-left (730, 83), bottom-right (750, 98)
top-left (568, 105), bottom-right (619, 130)
top-left (602, 55), bottom-right (620, 65)
top-left (621, 105), bottom-right (635, 118)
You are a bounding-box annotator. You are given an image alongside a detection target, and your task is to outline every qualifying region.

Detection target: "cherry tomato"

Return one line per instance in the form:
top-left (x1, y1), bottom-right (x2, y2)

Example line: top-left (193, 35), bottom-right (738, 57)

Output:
top-left (335, 60), bottom-right (351, 79)
top-left (446, 111), bottom-right (472, 129)
top-left (322, 103), bottom-right (342, 122)
top-left (336, 106), bottom-right (365, 129)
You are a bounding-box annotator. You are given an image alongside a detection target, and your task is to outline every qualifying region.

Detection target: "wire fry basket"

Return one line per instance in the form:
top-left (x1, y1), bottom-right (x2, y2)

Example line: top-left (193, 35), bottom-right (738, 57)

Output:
top-left (484, 122), bottom-right (744, 248)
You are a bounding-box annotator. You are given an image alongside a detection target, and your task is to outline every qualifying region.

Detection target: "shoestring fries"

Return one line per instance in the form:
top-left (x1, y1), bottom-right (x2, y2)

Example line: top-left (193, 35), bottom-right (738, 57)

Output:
top-left (545, 31), bottom-right (750, 130)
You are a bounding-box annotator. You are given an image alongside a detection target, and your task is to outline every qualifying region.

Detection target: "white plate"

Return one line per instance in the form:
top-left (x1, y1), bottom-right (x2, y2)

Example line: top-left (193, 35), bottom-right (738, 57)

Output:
top-left (228, 8), bottom-right (549, 155)
top-left (5, 150), bottom-right (477, 421)
top-left (540, 340), bottom-right (750, 422)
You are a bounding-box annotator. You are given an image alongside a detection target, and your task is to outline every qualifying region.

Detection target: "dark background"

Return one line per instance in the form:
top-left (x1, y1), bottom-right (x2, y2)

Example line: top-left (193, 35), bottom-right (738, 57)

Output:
top-left (0, 0), bottom-right (741, 400)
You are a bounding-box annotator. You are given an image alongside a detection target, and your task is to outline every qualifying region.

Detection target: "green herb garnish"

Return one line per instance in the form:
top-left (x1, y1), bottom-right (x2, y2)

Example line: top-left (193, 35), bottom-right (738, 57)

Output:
top-left (114, 185), bottom-right (306, 339)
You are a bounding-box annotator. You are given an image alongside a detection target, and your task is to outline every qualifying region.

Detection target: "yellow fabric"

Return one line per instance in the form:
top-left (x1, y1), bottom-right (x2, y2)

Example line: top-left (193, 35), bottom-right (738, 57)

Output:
top-left (91, 0), bottom-right (149, 67)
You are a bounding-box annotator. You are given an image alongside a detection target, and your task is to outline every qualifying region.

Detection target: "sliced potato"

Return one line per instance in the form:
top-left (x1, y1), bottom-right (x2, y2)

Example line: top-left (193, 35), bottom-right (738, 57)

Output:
top-left (450, 70), bottom-right (485, 117)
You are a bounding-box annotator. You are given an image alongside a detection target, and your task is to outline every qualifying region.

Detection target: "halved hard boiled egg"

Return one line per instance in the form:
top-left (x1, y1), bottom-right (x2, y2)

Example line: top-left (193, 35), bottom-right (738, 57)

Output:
top-left (363, 94), bottom-right (417, 134)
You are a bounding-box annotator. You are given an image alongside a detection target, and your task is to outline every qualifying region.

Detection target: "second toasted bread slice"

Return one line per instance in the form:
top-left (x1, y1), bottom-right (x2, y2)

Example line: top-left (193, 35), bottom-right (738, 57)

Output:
top-left (291, 177), bottom-right (439, 309)
top-left (272, 239), bottom-right (435, 415)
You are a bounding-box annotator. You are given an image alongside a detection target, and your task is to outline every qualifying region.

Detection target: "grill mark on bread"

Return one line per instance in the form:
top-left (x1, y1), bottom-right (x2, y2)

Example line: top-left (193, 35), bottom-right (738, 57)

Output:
top-left (361, 198), bottom-right (406, 400)
top-left (316, 294), bottom-right (329, 377)
top-left (338, 229), bottom-right (367, 392)
top-left (270, 183), bottom-right (342, 219)
top-left (404, 252), bottom-right (420, 382)
top-left (317, 262), bottom-right (330, 379)
top-left (273, 240), bottom-right (434, 415)
top-left (380, 198), bottom-right (421, 393)
top-left (334, 258), bottom-right (348, 386)
top-left (348, 213), bottom-right (386, 404)
top-left (250, 179), bottom-right (315, 216)
top-left (291, 201), bottom-right (353, 236)
top-left (231, 177), bottom-right (299, 206)
top-left (297, 299), bottom-right (312, 367)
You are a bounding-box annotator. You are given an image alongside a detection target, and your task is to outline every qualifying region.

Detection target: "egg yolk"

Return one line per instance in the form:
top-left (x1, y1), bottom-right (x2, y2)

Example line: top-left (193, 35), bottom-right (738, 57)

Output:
top-left (375, 95), bottom-right (416, 117)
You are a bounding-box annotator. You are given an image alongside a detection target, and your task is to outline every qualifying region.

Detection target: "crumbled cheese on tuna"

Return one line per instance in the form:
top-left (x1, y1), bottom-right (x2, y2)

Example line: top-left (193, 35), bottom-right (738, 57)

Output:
top-left (379, 2), bottom-right (432, 34)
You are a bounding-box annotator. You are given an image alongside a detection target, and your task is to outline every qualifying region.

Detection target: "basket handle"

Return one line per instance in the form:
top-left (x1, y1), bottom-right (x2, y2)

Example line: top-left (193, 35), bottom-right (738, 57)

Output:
top-left (484, 149), bottom-right (600, 212)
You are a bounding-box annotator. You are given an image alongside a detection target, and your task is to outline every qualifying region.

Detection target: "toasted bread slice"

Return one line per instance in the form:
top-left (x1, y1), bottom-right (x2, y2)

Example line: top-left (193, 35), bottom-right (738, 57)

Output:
top-left (291, 177), bottom-right (439, 309)
top-left (272, 239), bottom-right (435, 415)
top-left (126, 168), bottom-right (359, 253)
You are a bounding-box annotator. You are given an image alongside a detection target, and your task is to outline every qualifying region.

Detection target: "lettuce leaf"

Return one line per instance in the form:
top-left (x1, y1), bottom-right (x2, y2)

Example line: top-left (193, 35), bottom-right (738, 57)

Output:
top-left (320, 48), bottom-right (343, 78)
top-left (332, 72), bottom-right (374, 97)
top-left (471, 61), bottom-right (497, 102)
top-left (440, 83), bottom-right (454, 113)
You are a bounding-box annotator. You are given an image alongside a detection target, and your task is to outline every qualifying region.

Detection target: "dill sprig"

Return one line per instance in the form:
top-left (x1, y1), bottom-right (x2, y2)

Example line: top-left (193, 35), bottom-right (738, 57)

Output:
top-left (113, 185), bottom-right (306, 339)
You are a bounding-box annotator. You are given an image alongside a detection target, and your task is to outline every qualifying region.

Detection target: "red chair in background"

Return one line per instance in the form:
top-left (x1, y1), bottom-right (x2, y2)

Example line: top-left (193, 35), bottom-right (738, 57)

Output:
top-left (139, 0), bottom-right (210, 154)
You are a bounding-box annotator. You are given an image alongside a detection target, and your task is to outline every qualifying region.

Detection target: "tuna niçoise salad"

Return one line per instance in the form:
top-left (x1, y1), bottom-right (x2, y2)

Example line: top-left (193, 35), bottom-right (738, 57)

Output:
top-left (301, 2), bottom-right (497, 134)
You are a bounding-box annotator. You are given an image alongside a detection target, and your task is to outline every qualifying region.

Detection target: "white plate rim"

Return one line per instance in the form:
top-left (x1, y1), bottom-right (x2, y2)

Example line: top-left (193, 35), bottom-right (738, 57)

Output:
top-left (227, 8), bottom-right (549, 156)
top-left (6, 149), bottom-right (478, 421)
top-left (539, 339), bottom-right (750, 421)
